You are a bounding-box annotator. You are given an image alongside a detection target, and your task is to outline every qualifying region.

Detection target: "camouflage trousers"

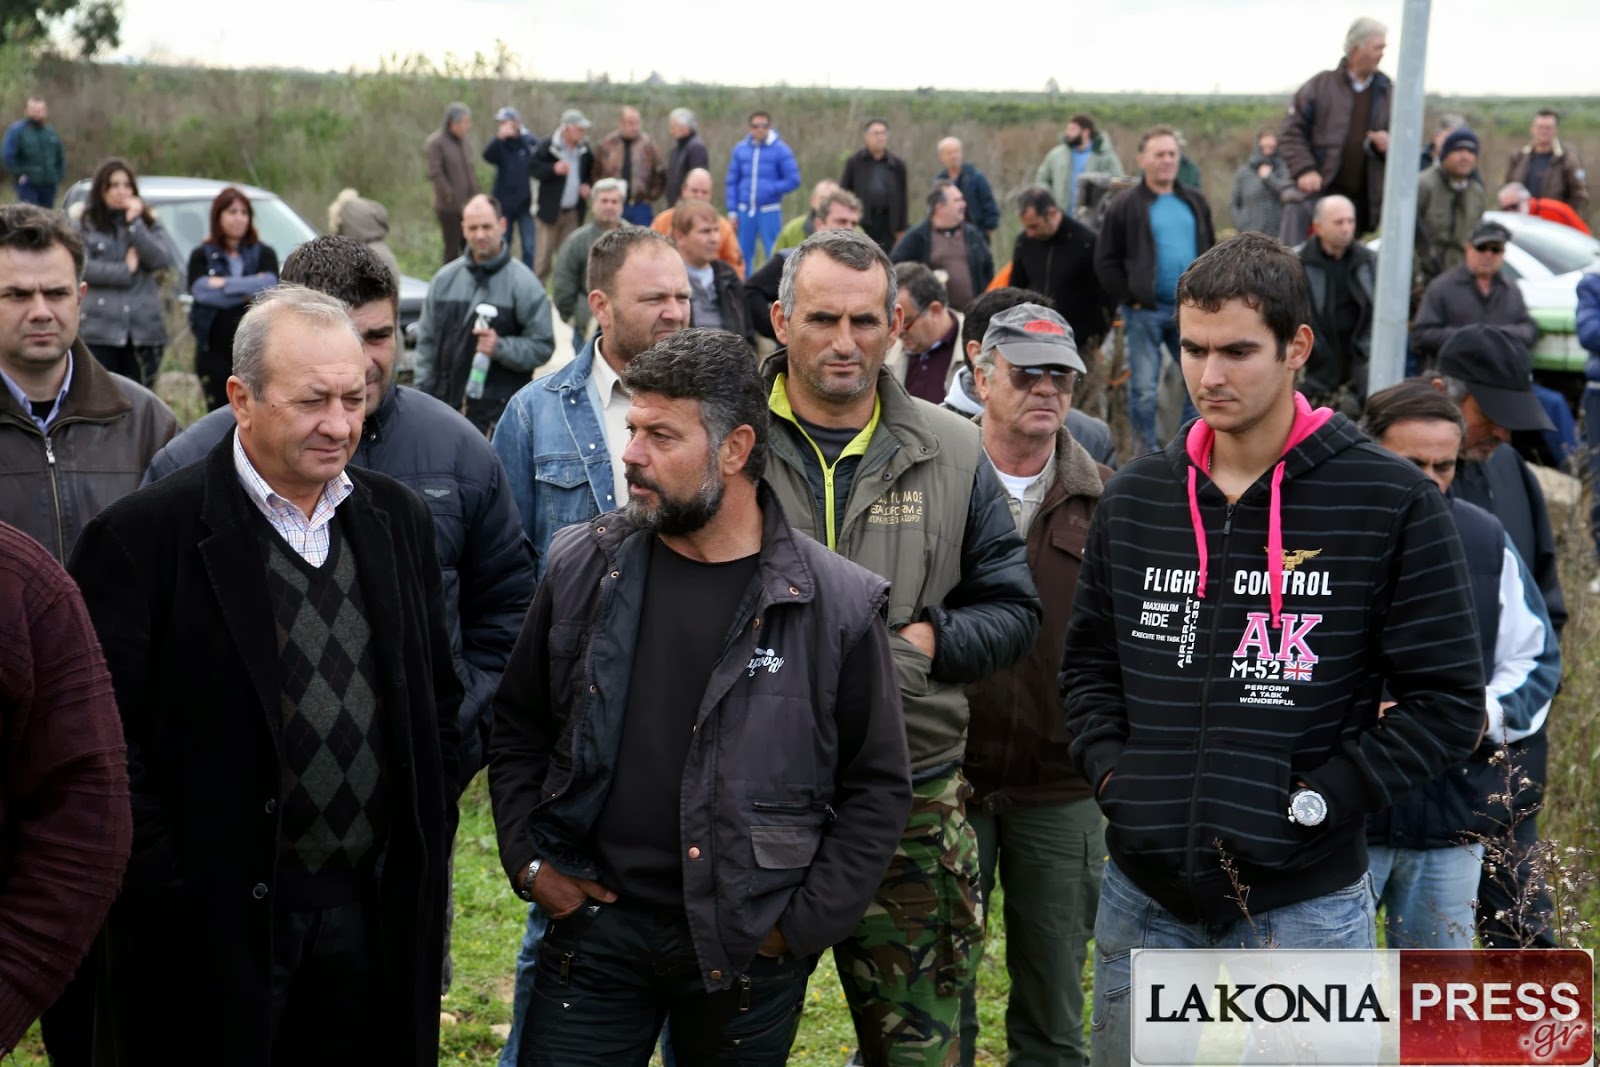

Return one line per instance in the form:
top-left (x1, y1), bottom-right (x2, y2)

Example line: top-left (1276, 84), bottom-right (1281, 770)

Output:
top-left (834, 768), bottom-right (985, 1067)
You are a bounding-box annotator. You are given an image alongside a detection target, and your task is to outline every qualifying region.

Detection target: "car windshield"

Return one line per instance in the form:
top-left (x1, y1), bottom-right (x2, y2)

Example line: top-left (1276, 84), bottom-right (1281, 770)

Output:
top-left (155, 196), bottom-right (318, 262)
top-left (1510, 224), bottom-right (1600, 276)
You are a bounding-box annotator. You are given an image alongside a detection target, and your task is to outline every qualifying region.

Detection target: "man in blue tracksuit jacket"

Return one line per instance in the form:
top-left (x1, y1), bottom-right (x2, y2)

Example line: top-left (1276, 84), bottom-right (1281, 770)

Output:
top-left (725, 110), bottom-right (801, 277)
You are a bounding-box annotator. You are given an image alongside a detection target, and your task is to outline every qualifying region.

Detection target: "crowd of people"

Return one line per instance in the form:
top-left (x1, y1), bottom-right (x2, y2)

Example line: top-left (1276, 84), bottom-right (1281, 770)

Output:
top-left (0, 13), bottom-right (1594, 1066)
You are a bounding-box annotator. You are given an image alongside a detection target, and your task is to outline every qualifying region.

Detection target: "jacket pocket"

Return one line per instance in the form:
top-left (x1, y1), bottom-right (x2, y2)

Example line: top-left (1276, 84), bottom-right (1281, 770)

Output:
top-left (1049, 526), bottom-right (1087, 561)
top-left (1196, 736), bottom-right (1307, 871)
top-left (888, 628), bottom-right (933, 699)
top-left (534, 458), bottom-right (602, 532)
top-left (1099, 744), bottom-right (1196, 859)
top-left (750, 824), bottom-right (823, 870)
top-left (534, 455), bottom-right (591, 492)
top-left (546, 621), bottom-right (585, 700)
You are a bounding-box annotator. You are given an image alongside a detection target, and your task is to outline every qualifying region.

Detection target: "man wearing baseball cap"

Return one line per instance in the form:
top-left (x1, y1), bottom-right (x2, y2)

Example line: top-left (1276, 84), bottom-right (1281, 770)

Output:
top-left (1413, 219), bottom-right (1539, 365)
top-left (530, 108), bottom-right (595, 282)
top-left (959, 303), bottom-right (1110, 1067)
top-left (1431, 323), bottom-right (1566, 949)
top-left (484, 106), bottom-right (540, 270)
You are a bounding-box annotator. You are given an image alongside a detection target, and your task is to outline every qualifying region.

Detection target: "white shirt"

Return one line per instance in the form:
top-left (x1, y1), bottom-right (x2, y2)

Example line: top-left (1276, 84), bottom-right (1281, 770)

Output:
top-left (588, 343), bottom-right (633, 508)
top-left (233, 431), bottom-right (353, 566)
top-left (994, 466), bottom-right (1046, 502)
top-left (992, 451), bottom-right (1056, 534)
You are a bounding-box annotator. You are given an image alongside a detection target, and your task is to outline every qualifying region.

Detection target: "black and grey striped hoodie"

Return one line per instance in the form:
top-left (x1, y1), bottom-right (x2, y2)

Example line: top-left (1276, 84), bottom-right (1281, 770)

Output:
top-left (1063, 396), bottom-right (1485, 924)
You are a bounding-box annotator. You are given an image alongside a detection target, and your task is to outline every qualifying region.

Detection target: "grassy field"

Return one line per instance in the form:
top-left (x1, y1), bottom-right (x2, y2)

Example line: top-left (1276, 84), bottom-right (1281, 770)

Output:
top-left (4, 47), bottom-right (1598, 281)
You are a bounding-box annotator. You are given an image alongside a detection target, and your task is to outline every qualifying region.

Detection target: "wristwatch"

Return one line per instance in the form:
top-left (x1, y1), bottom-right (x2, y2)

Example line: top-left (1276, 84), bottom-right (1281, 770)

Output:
top-left (1287, 788), bottom-right (1328, 827)
top-left (516, 857), bottom-right (543, 902)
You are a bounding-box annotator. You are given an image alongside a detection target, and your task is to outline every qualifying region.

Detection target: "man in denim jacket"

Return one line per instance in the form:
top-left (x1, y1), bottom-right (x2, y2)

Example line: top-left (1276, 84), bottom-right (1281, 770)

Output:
top-left (489, 226), bottom-right (690, 1063)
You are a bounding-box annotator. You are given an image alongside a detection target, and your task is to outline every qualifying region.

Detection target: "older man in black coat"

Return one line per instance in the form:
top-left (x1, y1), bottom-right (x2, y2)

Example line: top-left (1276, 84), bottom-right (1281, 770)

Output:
top-left (70, 285), bottom-right (461, 1067)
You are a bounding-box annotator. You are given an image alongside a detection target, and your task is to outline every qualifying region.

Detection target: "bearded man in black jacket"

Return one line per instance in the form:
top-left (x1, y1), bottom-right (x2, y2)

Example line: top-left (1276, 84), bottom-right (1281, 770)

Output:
top-left (488, 329), bottom-right (910, 1067)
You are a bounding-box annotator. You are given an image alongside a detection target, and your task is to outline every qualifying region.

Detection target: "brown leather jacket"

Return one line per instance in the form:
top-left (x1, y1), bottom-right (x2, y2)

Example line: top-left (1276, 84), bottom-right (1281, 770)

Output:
top-left (0, 341), bottom-right (177, 562)
top-left (1277, 58), bottom-right (1393, 229)
top-left (1505, 140), bottom-right (1590, 216)
top-left (593, 131), bottom-right (667, 204)
top-left (964, 423), bottom-right (1109, 811)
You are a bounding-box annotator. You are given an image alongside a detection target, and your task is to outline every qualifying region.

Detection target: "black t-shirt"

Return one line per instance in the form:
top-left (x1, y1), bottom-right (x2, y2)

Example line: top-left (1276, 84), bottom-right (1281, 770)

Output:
top-left (593, 537), bottom-right (759, 908)
top-left (794, 411), bottom-right (862, 465)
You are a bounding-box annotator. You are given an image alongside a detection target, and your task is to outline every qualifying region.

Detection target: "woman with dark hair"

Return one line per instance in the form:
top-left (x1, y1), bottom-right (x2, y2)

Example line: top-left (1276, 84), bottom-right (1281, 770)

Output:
top-left (73, 157), bottom-right (177, 385)
top-left (186, 186), bottom-right (278, 409)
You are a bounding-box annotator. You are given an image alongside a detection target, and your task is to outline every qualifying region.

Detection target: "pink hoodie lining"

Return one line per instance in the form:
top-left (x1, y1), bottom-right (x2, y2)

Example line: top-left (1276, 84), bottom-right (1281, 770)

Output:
top-left (1183, 393), bottom-right (1334, 626)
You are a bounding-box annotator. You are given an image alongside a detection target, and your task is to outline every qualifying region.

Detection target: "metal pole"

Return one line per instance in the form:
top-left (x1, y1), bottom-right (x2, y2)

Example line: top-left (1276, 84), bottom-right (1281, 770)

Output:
top-left (1368, 0), bottom-right (1431, 394)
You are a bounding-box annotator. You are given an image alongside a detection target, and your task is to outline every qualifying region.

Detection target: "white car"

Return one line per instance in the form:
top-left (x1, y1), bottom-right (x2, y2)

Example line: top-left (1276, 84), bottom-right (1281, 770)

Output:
top-left (1373, 210), bottom-right (1600, 375)
top-left (61, 176), bottom-right (428, 347)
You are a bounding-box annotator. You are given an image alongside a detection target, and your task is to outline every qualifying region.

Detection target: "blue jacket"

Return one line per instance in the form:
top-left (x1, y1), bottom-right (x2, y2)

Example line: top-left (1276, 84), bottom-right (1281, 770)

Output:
top-left (725, 129), bottom-right (801, 215)
top-left (1578, 272), bottom-right (1600, 379)
top-left (483, 130), bottom-right (540, 217)
top-left (491, 336), bottom-right (619, 579)
top-left (142, 384), bottom-right (533, 791)
top-left (1367, 498), bottom-right (1559, 850)
top-left (936, 162), bottom-right (1000, 232)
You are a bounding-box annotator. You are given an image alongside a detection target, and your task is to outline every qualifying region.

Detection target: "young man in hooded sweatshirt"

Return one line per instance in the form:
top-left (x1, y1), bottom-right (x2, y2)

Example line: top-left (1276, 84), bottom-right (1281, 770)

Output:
top-left (1063, 232), bottom-right (1485, 1066)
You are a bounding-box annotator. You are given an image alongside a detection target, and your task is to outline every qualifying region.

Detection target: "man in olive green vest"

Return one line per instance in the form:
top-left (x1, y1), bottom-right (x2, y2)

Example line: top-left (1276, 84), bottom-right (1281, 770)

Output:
top-left (763, 228), bottom-right (1040, 1067)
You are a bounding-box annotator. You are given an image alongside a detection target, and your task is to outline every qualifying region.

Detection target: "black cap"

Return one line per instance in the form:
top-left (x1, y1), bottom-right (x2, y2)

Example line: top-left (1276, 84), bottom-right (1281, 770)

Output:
top-left (1469, 219), bottom-right (1511, 248)
top-left (1435, 325), bottom-right (1554, 432)
top-left (1440, 128), bottom-right (1480, 158)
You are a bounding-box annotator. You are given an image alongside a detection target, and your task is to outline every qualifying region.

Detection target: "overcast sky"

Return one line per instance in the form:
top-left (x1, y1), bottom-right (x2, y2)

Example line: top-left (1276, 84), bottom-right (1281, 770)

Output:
top-left (118, 0), bottom-right (1598, 97)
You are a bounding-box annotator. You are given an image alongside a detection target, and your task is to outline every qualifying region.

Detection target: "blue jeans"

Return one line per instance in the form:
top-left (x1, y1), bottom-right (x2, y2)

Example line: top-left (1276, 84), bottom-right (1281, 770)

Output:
top-left (1090, 858), bottom-right (1376, 1067)
top-left (15, 180), bottom-right (55, 207)
top-left (622, 202), bottom-right (655, 227)
top-left (523, 901), bottom-right (812, 1067)
top-left (498, 903), bottom-right (548, 1067)
top-left (1122, 304), bottom-right (1196, 455)
top-left (1368, 843), bottom-right (1485, 948)
top-left (508, 209), bottom-right (536, 270)
top-left (736, 208), bottom-right (783, 277)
